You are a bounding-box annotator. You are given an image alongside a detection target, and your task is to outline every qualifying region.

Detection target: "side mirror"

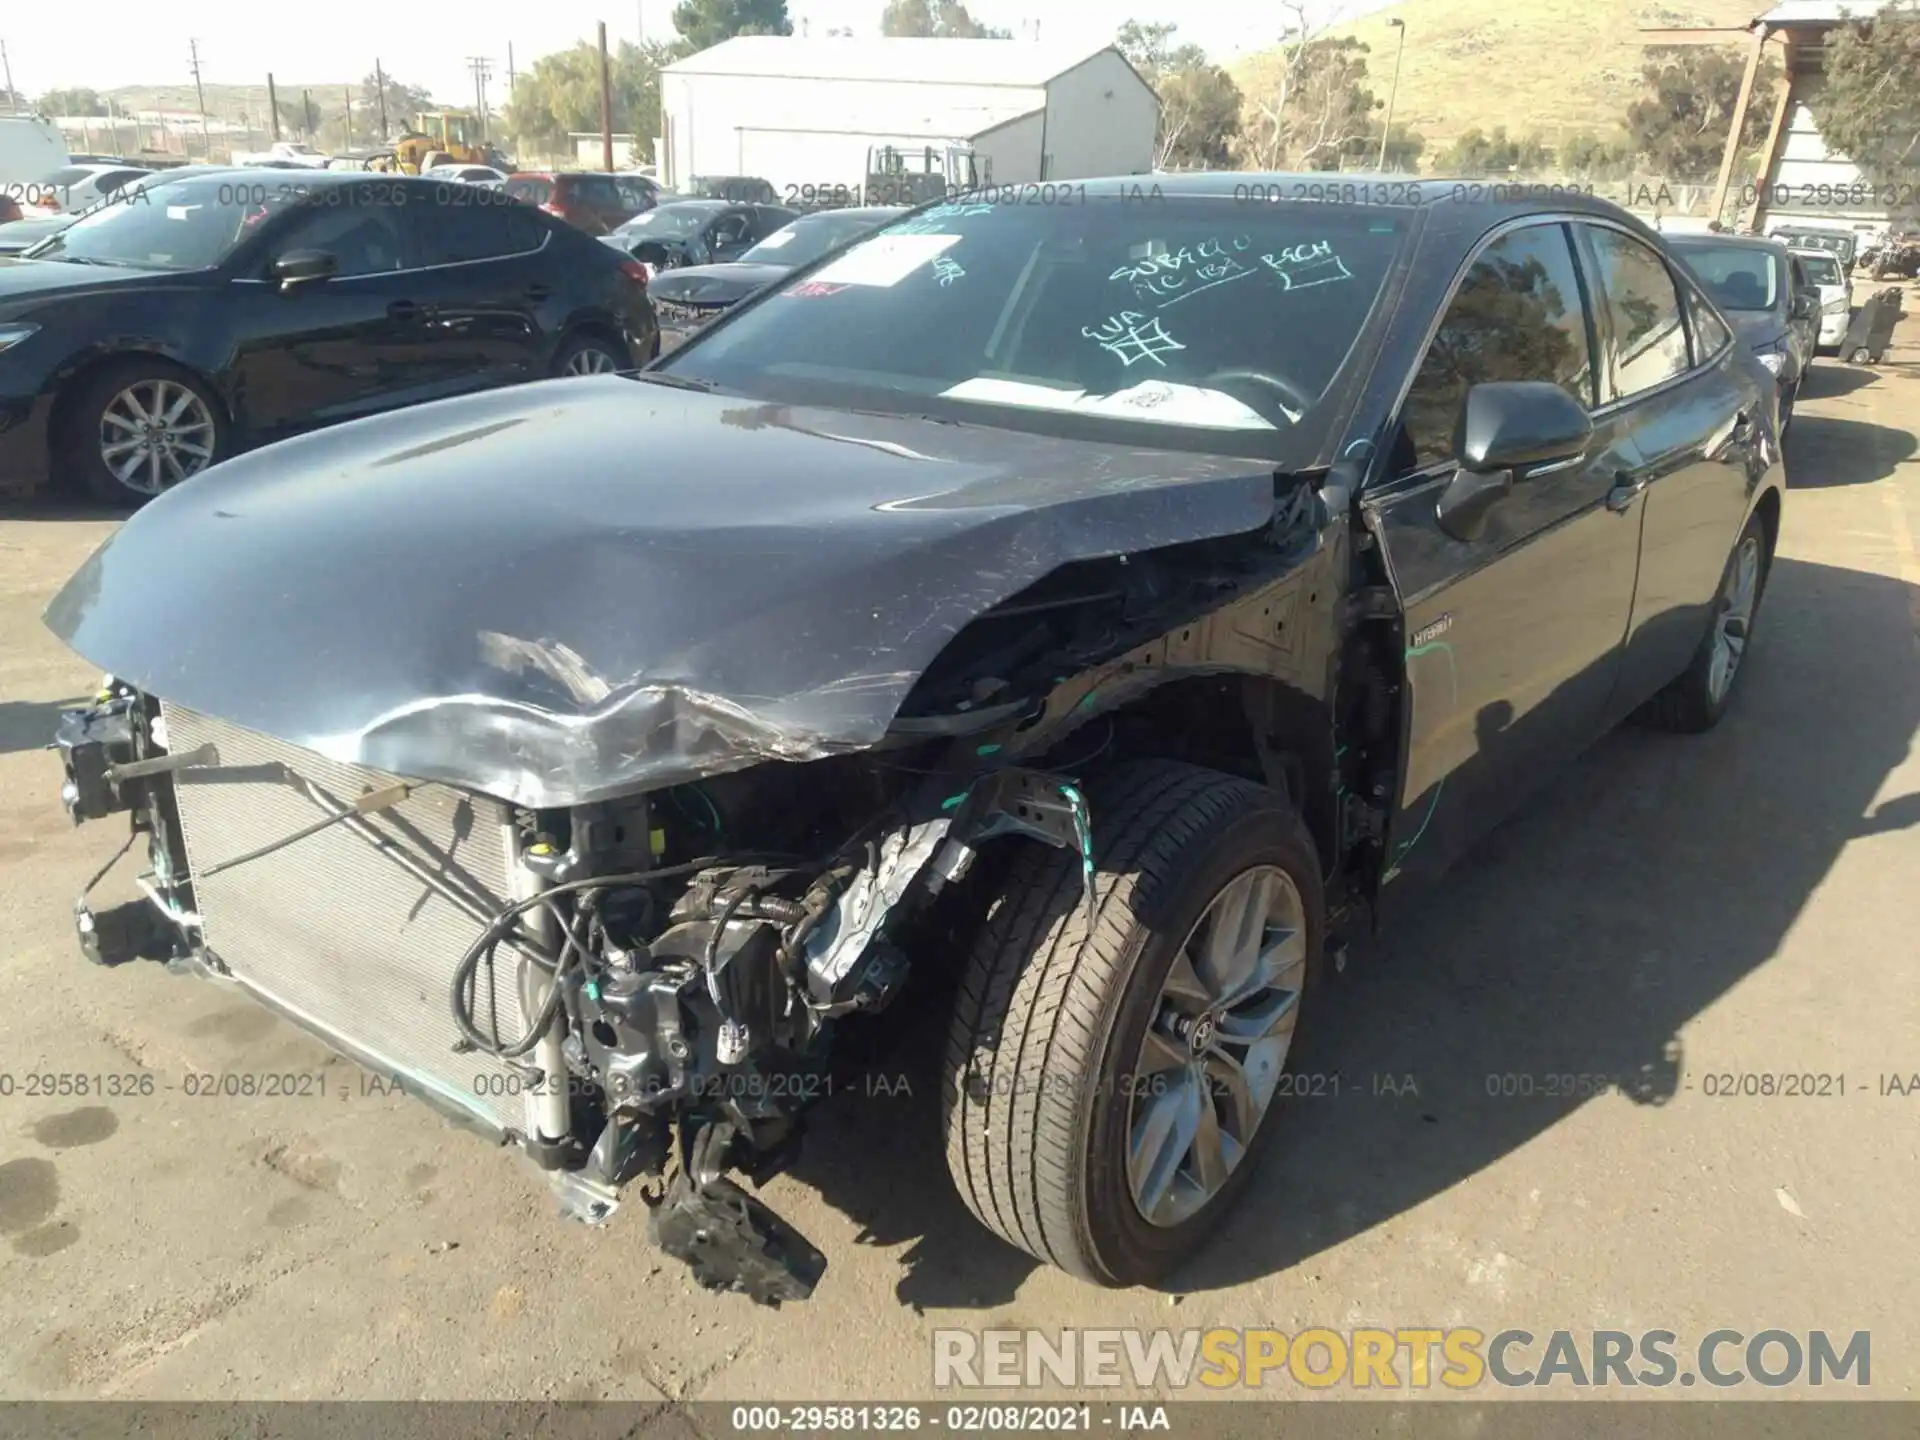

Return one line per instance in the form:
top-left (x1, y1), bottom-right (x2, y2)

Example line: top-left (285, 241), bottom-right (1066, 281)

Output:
top-left (1790, 291), bottom-right (1818, 320)
top-left (1435, 381), bottom-right (1594, 543)
top-left (272, 248), bottom-right (337, 292)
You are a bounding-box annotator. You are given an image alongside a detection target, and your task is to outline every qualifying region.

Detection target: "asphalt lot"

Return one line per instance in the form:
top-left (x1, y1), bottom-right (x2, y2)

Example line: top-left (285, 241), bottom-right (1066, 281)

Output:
top-left (1, 328), bottom-right (1918, 1408)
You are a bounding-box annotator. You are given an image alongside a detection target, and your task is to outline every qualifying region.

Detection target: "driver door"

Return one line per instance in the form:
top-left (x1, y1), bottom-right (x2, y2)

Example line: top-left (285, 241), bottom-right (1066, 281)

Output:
top-left (1362, 220), bottom-right (1644, 886)
top-left (225, 192), bottom-right (430, 442)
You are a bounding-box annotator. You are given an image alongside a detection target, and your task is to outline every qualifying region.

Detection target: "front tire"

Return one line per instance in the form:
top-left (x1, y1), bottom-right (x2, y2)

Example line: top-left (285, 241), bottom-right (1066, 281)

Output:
top-left (63, 360), bottom-right (227, 507)
top-left (1648, 511), bottom-right (1772, 733)
top-left (551, 333), bottom-right (627, 377)
top-left (942, 760), bottom-right (1324, 1287)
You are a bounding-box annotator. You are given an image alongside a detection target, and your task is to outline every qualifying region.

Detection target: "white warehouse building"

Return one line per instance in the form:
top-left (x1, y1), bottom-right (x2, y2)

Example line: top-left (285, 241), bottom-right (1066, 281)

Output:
top-left (657, 37), bottom-right (1160, 194)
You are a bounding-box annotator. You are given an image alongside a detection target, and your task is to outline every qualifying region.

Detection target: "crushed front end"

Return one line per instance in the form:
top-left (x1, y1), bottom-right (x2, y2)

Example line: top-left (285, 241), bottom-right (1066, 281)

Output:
top-left (54, 678), bottom-right (1101, 1306)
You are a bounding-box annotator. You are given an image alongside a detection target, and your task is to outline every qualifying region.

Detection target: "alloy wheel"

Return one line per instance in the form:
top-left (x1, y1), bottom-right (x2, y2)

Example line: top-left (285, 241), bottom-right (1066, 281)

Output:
top-left (1127, 864), bottom-right (1308, 1228)
top-left (1707, 533), bottom-right (1763, 704)
top-left (98, 379), bottom-right (216, 495)
top-left (563, 347), bottom-right (620, 376)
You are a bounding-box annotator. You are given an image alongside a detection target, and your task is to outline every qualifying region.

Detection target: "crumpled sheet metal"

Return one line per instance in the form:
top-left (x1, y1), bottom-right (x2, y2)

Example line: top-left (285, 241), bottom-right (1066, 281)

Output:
top-left (44, 379), bottom-right (1281, 808)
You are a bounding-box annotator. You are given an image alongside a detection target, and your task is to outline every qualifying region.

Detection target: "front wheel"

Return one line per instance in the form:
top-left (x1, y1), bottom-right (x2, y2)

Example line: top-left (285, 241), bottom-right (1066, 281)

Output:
top-left (64, 361), bottom-right (227, 506)
top-left (551, 333), bottom-right (627, 377)
top-left (942, 760), bottom-right (1324, 1287)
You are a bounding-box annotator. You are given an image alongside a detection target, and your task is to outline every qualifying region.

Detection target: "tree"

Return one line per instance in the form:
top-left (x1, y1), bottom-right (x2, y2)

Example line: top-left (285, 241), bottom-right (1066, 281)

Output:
top-left (1157, 64), bottom-right (1242, 169)
top-left (502, 39), bottom-right (677, 158)
top-left (1362, 120), bottom-right (1425, 172)
top-left (880, 0), bottom-right (1011, 37)
top-left (1434, 125), bottom-right (1552, 176)
top-left (672, 0), bottom-right (793, 51)
top-left (1115, 21), bottom-right (1240, 169)
top-left (1235, 6), bottom-right (1381, 173)
top-left (1561, 128), bottom-right (1635, 180)
top-left (360, 71), bottom-right (435, 137)
top-left (1626, 47), bottom-right (1779, 181)
top-left (1812, 0), bottom-right (1920, 189)
top-left (39, 87), bottom-right (108, 116)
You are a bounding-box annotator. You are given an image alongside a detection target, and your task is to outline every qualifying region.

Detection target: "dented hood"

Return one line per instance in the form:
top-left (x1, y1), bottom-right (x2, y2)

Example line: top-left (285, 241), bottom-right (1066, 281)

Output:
top-left (45, 376), bottom-right (1277, 807)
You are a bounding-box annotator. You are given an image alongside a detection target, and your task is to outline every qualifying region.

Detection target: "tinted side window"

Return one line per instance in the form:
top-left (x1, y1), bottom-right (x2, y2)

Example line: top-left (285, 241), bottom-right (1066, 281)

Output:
top-left (1585, 228), bottom-right (1691, 400)
top-left (273, 198), bottom-right (406, 277)
top-left (505, 206), bottom-right (548, 254)
top-left (1399, 223), bottom-right (1595, 472)
top-left (416, 201), bottom-right (523, 264)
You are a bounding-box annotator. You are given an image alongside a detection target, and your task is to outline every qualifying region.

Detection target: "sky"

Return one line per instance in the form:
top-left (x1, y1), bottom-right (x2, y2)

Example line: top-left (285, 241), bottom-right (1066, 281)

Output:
top-left (1, 0), bottom-right (1395, 103)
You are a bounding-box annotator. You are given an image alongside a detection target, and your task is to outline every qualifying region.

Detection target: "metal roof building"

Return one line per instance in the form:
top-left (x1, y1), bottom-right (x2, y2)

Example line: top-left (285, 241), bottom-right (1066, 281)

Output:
top-left (657, 37), bottom-right (1158, 194)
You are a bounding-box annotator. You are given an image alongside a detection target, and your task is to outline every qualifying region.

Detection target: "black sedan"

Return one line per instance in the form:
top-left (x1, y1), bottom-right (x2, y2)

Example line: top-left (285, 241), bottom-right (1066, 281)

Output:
top-left (1666, 232), bottom-right (1812, 428)
top-left (1666, 233), bottom-right (1822, 431)
top-left (599, 199), bottom-right (799, 276)
top-left (647, 205), bottom-right (904, 342)
top-left (44, 175), bottom-right (1783, 1302)
top-left (0, 170), bottom-right (658, 504)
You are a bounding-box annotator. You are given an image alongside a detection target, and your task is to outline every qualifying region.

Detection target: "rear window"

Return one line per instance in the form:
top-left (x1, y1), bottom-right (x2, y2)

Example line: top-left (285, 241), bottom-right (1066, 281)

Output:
top-left (40, 166), bottom-right (96, 186)
top-left (506, 178), bottom-right (553, 205)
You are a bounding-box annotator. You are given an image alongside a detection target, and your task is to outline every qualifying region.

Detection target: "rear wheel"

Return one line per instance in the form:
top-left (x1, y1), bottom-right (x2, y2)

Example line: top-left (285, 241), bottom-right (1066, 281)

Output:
top-left (1648, 511), bottom-right (1772, 733)
top-left (63, 360), bottom-right (227, 507)
top-left (942, 760), bottom-right (1324, 1287)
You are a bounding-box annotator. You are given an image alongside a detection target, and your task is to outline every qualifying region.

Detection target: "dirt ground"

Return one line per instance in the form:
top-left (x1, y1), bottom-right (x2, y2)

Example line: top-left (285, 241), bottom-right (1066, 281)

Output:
top-left (2, 324), bottom-right (1917, 1409)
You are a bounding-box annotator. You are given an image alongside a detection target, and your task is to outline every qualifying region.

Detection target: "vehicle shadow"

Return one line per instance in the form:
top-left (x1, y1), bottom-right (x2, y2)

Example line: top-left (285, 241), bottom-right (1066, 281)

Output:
top-left (0, 698), bottom-right (83, 757)
top-left (784, 553), bottom-right (1917, 1307)
top-left (1784, 415), bottom-right (1917, 487)
top-left (0, 495), bottom-right (130, 523)
top-left (1800, 364), bottom-right (1879, 400)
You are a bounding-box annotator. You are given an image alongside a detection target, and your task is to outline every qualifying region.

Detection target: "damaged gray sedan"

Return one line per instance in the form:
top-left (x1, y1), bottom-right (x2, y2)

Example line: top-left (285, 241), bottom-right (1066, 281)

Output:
top-left (45, 177), bottom-right (1785, 1303)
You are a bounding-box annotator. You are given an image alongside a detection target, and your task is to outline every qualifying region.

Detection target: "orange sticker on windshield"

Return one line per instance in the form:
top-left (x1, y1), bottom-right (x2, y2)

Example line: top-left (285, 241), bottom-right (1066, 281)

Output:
top-left (784, 281), bottom-right (848, 298)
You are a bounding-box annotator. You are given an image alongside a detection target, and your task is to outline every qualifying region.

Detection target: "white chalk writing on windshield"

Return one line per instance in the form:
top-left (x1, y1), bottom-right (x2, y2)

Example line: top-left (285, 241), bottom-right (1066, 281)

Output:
top-left (1258, 241), bottom-right (1353, 290)
top-left (892, 203), bottom-right (995, 233)
top-left (1110, 236), bottom-right (1258, 306)
top-left (1081, 311), bottom-right (1186, 367)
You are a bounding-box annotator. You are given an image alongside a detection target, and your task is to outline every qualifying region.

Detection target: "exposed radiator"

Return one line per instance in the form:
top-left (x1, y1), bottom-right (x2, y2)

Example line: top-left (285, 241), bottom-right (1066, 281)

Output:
top-left (162, 704), bottom-right (537, 1135)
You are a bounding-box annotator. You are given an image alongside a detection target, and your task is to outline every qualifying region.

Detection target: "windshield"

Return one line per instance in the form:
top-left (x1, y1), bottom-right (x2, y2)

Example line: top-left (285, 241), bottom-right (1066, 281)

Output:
top-left (1673, 243), bottom-right (1781, 312)
top-left (1796, 253), bottom-right (1843, 285)
top-left (618, 204), bottom-right (721, 237)
top-left (657, 195), bottom-right (1407, 449)
top-left (741, 213), bottom-right (889, 267)
top-left (26, 175), bottom-right (299, 270)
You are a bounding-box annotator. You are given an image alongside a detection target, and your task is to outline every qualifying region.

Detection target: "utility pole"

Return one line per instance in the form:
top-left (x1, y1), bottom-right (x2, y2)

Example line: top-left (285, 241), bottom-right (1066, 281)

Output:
top-left (344, 85), bottom-right (353, 149)
top-left (374, 59), bottom-right (389, 139)
top-left (598, 22), bottom-right (614, 171)
top-left (1, 39), bottom-right (15, 111)
top-left (302, 88), bottom-right (315, 141)
top-left (267, 72), bottom-right (281, 140)
top-left (467, 56), bottom-right (493, 142)
top-left (1377, 18), bottom-right (1406, 171)
top-left (188, 39), bottom-right (211, 157)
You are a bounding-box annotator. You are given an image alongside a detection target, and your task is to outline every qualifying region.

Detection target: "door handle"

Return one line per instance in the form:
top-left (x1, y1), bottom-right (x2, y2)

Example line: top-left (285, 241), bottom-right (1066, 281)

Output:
top-left (387, 300), bottom-right (421, 321)
top-left (524, 283), bottom-right (553, 300)
top-left (1606, 471), bottom-right (1649, 513)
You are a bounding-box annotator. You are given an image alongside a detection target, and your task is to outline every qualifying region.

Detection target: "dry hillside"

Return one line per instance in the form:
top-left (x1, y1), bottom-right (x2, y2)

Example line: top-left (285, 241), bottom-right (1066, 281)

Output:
top-left (1228, 0), bottom-right (1766, 156)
